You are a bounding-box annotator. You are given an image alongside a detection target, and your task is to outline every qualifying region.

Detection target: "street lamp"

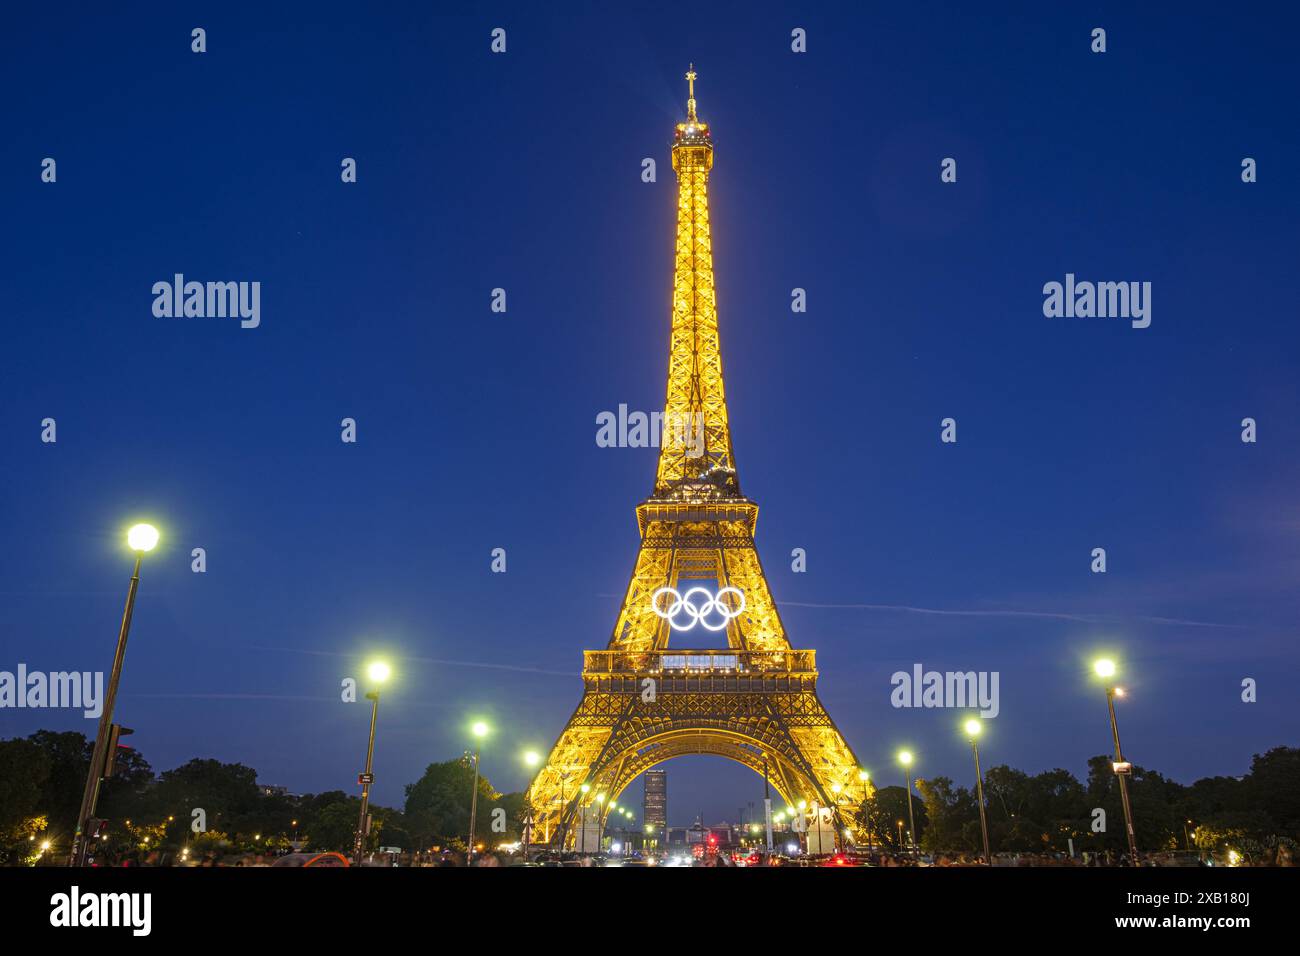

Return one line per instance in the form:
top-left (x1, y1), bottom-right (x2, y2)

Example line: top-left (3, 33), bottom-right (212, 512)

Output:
top-left (897, 749), bottom-right (917, 858)
top-left (857, 769), bottom-right (872, 851)
top-left (70, 522), bottom-right (159, 866)
top-left (353, 659), bottom-right (391, 865)
top-left (467, 720), bottom-right (490, 864)
top-left (576, 783), bottom-right (591, 854)
top-left (1093, 658), bottom-right (1139, 865)
top-left (520, 751), bottom-right (540, 858)
top-left (963, 719), bottom-right (992, 865)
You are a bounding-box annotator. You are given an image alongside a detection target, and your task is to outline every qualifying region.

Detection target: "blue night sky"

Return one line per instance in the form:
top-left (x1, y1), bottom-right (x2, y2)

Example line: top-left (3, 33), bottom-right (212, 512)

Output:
top-left (2, 3), bottom-right (1297, 826)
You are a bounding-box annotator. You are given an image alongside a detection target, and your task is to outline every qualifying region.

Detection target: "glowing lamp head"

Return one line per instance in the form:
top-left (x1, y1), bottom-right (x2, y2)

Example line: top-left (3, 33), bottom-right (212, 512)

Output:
top-left (897, 750), bottom-right (914, 767)
top-left (127, 523), bottom-right (159, 552)
top-left (366, 661), bottom-right (391, 684)
top-left (964, 719), bottom-right (982, 738)
top-left (471, 721), bottom-right (490, 739)
top-left (1094, 658), bottom-right (1117, 679)
top-left (579, 782), bottom-right (590, 793)
top-left (858, 769), bottom-right (870, 782)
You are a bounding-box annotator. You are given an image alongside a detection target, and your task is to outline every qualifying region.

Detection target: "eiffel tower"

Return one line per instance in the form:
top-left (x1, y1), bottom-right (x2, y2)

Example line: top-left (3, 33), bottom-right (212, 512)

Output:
top-left (527, 68), bottom-right (868, 850)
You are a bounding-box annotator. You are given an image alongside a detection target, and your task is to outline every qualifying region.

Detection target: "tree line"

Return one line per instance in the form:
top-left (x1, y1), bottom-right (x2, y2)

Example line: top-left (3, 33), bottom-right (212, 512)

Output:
top-left (858, 748), bottom-right (1299, 863)
top-left (1, 730), bottom-right (1295, 863)
top-left (0, 730), bottom-right (527, 864)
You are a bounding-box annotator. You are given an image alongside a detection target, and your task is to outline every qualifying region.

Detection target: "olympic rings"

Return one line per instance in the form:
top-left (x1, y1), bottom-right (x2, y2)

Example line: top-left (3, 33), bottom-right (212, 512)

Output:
top-left (651, 586), bottom-right (746, 631)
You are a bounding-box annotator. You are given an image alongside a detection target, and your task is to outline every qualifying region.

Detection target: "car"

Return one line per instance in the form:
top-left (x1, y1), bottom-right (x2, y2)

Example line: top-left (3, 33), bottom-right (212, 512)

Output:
top-left (270, 851), bottom-right (350, 867)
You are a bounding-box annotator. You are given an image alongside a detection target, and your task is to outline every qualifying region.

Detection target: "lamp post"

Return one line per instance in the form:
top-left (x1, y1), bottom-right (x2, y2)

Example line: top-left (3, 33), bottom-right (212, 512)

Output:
top-left (467, 720), bottom-right (490, 864)
top-left (1094, 659), bottom-right (1139, 865)
top-left (963, 719), bottom-right (992, 865)
top-left (353, 659), bottom-right (391, 865)
top-left (578, 783), bottom-right (591, 854)
top-left (70, 522), bottom-right (159, 867)
top-left (762, 753), bottom-right (774, 852)
top-left (897, 750), bottom-right (917, 858)
top-left (858, 770), bottom-right (872, 851)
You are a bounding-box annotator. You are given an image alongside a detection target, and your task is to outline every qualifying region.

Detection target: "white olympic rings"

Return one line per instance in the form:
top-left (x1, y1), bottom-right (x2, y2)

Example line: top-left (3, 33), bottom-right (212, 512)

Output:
top-left (651, 586), bottom-right (746, 632)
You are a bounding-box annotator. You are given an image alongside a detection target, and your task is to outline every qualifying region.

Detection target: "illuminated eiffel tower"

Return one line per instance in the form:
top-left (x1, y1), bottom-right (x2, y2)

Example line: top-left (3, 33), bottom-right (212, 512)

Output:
top-left (528, 68), bottom-right (868, 850)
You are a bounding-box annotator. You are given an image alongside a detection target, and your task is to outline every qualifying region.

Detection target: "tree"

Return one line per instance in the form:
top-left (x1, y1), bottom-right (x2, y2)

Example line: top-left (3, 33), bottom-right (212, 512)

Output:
top-left (152, 758), bottom-right (262, 843)
top-left (0, 738), bottom-right (52, 863)
top-left (916, 776), bottom-right (977, 853)
top-left (404, 755), bottom-right (499, 850)
top-left (1247, 747), bottom-right (1300, 835)
top-left (858, 785), bottom-right (926, 851)
top-left (25, 731), bottom-right (92, 834)
top-left (310, 798), bottom-right (364, 852)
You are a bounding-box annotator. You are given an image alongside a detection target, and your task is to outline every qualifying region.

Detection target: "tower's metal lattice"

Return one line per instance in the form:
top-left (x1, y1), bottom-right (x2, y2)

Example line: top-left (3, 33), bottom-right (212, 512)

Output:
top-left (527, 69), bottom-right (868, 849)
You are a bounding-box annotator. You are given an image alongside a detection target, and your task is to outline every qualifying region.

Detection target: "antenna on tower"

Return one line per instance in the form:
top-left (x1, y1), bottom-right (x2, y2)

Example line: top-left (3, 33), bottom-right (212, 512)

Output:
top-left (686, 64), bottom-right (698, 121)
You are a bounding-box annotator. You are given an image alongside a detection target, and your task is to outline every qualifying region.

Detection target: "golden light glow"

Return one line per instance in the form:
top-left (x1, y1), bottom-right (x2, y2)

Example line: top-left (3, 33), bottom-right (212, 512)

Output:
top-left (471, 721), bottom-right (490, 739)
top-left (1094, 658), bottom-right (1117, 678)
top-left (964, 719), bottom-right (982, 737)
top-left (366, 660), bottom-right (391, 684)
top-left (126, 523), bottom-right (160, 552)
top-left (523, 750), bottom-right (541, 767)
top-left (897, 750), bottom-right (914, 766)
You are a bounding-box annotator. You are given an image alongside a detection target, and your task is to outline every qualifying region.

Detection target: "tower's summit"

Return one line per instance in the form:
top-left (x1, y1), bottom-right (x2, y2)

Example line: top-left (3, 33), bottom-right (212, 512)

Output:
top-left (658, 65), bottom-right (733, 501)
top-left (672, 64), bottom-right (713, 165)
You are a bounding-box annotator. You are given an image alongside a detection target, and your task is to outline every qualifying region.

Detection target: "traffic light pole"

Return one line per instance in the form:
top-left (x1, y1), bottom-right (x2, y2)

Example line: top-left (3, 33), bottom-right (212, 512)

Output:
top-left (69, 553), bottom-right (142, 867)
top-left (1107, 688), bottom-right (1140, 865)
top-left (353, 690), bottom-right (380, 865)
